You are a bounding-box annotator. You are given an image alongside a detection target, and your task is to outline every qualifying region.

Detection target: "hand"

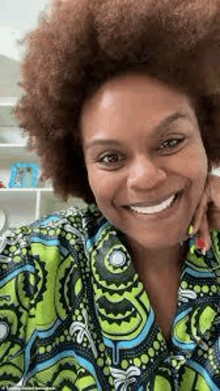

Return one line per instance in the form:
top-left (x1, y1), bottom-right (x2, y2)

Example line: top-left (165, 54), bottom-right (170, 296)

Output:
top-left (189, 173), bottom-right (220, 252)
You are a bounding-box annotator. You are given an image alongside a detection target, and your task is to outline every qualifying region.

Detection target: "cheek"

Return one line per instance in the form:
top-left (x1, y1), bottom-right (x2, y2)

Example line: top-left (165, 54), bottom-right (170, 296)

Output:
top-left (185, 146), bottom-right (208, 205)
top-left (180, 140), bottom-right (208, 180)
top-left (87, 168), bottom-right (116, 202)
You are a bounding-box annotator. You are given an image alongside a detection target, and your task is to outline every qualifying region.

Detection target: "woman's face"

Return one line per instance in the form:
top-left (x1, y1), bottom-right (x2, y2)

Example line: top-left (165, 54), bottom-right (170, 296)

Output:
top-left (81, 72), bottom-right (208, 250)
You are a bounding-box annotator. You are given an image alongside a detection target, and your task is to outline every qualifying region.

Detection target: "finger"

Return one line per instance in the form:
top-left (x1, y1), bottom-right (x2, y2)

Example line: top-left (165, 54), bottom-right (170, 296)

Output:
top-left (207, 206), bottom-right (220, 231)
top-left (191, 191), bottom-right (209, 235)
top-left (196, 213), bottom-right (212, 252)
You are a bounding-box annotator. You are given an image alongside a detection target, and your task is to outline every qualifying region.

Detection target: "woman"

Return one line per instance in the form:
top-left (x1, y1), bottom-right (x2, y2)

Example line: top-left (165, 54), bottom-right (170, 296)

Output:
top-left (1, 0), bottom-right (220, 389)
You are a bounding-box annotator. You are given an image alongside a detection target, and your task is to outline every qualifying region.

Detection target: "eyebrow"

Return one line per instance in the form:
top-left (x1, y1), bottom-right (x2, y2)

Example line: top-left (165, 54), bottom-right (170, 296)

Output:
top-left (85, 112), bottom-right (191, 151)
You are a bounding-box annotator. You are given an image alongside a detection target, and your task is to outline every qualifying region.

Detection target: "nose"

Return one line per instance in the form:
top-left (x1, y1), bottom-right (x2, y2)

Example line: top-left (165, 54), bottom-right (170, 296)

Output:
top-left (127, 156), bottom-right (167, 191)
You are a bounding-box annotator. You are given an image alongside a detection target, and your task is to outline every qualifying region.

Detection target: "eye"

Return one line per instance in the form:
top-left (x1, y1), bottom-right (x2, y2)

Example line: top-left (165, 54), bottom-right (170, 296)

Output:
top-left (98, 153), bottom-right (122, 165)
top-left (160, 138), bottom-right (185, 150)
top-left (97, 137), bottom-right (185, 166)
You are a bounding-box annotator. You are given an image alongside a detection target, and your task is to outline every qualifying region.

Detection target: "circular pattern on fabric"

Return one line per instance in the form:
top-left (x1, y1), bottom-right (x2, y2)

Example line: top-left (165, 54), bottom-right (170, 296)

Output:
top-left (109, 249), bottom-right (126, 268)
top-left (89, 223), bottom-right (151, 347)
top-left (91, 229), bottom-right (136, 289)
top-left (0, 321), bottom-right (9, 341)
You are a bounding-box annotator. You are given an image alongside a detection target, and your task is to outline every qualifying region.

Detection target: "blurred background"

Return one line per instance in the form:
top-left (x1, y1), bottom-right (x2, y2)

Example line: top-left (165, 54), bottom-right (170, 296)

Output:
top-left (0, 0), bottom-right (50, 97)
top-left (0, 0), bottom-right (52, 97)
top-left (0, 0), bottom-right (86, 234)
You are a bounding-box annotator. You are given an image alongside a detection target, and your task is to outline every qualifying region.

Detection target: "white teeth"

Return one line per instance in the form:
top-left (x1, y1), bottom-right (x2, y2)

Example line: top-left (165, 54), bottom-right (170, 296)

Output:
top-left (129, 194), bottom-right (176, 214)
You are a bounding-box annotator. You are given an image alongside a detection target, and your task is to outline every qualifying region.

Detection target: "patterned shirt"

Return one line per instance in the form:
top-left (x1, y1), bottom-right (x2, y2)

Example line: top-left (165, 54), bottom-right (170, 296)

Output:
top-left (0, 203), bottom-right (220, 390)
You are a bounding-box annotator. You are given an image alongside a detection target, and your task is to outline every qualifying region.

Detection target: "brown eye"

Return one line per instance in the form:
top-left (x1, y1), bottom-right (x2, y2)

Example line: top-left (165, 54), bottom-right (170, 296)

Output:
top-left (99, 153), bottom-right (121, 164)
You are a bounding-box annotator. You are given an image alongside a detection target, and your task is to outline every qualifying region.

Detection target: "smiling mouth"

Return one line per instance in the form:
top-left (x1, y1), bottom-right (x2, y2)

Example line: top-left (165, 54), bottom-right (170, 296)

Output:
top-left (124, 191), bottom-right (182, 216)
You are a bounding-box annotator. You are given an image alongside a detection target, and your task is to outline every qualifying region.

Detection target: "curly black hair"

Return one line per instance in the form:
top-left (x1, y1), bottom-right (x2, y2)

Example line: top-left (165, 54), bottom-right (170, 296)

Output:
top-left (12, 0), bottom-right (220, 205)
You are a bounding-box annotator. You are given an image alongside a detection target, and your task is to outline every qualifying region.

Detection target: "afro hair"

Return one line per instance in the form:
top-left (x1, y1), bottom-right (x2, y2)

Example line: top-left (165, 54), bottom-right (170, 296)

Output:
top-left (12, 0), bottom-right (220, 205)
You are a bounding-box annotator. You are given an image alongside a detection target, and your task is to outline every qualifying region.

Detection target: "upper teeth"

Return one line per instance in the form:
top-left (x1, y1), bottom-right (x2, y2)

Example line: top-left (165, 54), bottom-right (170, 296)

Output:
top-left (129, 194), bottom-right (176, 214)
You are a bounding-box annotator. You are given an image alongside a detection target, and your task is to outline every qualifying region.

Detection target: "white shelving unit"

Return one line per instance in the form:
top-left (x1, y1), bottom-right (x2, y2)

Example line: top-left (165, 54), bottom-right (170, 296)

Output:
top-left (0, 97), bottom-right (86, 233)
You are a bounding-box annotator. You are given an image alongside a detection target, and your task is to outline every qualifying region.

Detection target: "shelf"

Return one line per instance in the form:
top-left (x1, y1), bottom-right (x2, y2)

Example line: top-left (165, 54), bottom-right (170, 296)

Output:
top-left (0, 127), bottom-right (29, 144)
top-left (0, 146), bottom-right (40, 162)
top-left (0, 99), bottom-right (89, 233)
top-left (0, 188), bottom-right (53, 191)
top-left (0, 191), bottom-right (37, 230)
top-left (0, 97), bottom-right (19, 106)
top-left (0, 144), bottom-right (27, 147)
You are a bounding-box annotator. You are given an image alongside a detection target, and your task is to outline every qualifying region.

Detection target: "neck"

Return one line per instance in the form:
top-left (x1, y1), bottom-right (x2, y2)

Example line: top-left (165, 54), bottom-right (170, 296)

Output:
top-left (125, 237), bottom-right (188, 276)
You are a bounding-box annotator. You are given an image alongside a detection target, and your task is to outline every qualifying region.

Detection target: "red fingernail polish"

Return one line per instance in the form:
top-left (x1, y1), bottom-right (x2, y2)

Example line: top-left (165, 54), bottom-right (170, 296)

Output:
top-left (197, 238), bottom-right (205, 250)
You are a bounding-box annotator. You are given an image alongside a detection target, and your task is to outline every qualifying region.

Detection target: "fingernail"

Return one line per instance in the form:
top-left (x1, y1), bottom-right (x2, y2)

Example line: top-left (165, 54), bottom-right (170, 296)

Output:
top-left (190, 244), bottom-right (196, 254)
top-left (196, 238), bottom-right (205, 251)
top-left (202, 248), bottom-right (206, 256)
top-left (188, 225), bottom-right (194, 236)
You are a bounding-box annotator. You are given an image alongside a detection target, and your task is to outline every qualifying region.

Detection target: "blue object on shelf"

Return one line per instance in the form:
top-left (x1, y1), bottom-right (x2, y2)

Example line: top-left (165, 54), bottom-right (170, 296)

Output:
top-left (9, 162), bottom-right (41, 188)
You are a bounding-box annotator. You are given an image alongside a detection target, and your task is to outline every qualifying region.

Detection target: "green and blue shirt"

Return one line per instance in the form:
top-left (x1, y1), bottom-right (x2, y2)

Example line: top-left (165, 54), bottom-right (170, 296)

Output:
top-left (0, 203), bottom-right (220, 390)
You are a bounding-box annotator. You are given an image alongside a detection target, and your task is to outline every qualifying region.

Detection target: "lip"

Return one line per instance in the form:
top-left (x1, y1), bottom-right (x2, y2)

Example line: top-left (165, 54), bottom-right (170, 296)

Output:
top-left (126, 191), bottom-right (180, 207)
top-left (123, 190), bottom-right (183, 221)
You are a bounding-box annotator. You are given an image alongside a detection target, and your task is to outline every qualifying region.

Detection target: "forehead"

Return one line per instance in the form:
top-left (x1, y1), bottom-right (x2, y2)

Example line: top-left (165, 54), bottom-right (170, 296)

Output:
top-left (82, 72), bottom-right (194, 120)
top-left (80, 73), bottom-right (197, 148)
